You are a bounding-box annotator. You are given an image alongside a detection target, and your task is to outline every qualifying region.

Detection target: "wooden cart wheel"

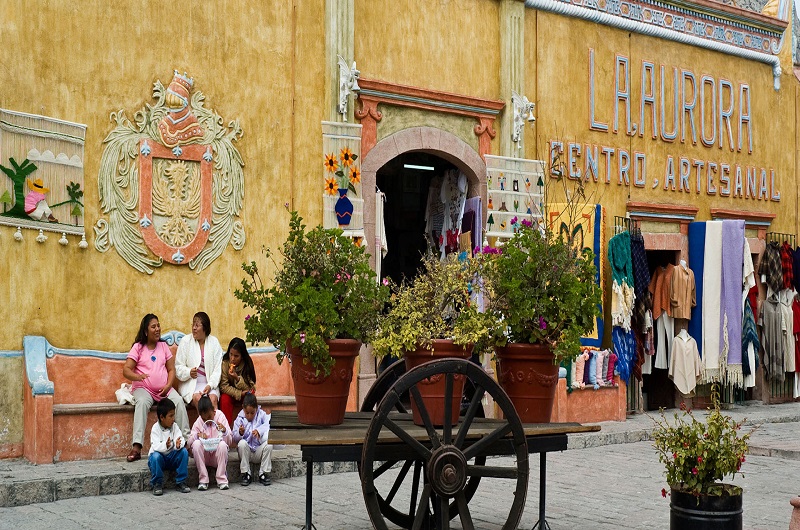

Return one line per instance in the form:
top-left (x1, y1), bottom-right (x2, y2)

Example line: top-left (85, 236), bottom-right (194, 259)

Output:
top-left (361, 358), bottom-right (409, 414)
top-left (361, 358), bottom-right (529, 530)
top-left (360, 358), bottom-right (487, 528)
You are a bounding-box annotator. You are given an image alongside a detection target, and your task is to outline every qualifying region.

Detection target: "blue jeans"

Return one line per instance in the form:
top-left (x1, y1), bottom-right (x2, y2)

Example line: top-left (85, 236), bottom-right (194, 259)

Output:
top-left (148, 448), bottom-right (188, 486)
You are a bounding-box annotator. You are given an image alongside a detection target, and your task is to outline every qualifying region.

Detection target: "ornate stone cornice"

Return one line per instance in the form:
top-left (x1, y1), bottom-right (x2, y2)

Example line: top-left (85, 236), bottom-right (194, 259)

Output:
top-left (355, 78), bottom-right (505, 158)
top-left (524, 0), bottom-right (785, 89)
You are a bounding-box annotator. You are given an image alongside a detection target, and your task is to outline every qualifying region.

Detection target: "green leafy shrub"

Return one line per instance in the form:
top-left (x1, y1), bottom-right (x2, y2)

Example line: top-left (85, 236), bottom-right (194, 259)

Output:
top-left (235, 210), bottom-right (389, 376)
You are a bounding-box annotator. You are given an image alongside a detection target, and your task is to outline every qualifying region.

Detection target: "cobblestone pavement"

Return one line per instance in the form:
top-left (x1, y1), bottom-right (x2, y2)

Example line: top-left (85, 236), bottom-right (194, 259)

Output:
top-left (1, 432), bottom-right (798, 530)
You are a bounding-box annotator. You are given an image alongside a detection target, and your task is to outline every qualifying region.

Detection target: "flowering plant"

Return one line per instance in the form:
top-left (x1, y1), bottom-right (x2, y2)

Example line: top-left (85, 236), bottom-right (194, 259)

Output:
top-left (482, 219), bottom-right (600, 364)
top-left (235, 209), bottom-right (389, 376)
top-left (651, 390), bottom-right (753, 497)
top-left (372, 253), bottom-right (500, 359)
top-left (324, 147), bottom-right (360, 197)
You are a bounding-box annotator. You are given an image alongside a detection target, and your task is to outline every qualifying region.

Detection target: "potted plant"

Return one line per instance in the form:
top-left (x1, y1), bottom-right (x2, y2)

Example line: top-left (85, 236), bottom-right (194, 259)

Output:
top-left (372, 252), bottom-right (499, 426)
top-left (235, 209), bottom-right (389, 425)
top-left (652, 390), bottom-right (753, 529)
top-left (483, 213), bottom-right (600, 423)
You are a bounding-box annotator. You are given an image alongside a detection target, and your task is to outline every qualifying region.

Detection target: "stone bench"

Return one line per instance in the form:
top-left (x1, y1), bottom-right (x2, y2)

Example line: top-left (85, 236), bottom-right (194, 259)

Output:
top-left (22, 334), bottom-right (297, 464)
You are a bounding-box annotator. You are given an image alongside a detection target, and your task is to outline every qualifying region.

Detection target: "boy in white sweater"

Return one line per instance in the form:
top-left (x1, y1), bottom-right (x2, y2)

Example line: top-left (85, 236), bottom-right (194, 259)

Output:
top-left (148, 398), bottom-right (191, 495)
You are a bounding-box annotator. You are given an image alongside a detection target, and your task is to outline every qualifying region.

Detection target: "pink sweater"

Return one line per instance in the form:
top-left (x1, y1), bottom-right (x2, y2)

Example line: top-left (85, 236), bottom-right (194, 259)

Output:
top-left (188, 409), bottom-right (233, 448)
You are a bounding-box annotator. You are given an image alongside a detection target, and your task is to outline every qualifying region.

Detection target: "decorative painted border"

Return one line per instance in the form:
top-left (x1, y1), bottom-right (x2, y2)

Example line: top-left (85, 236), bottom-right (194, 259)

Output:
top-left (0, 350), bottom-right (22, 357)
top-left (356, 78), bottom-right (505, 158)
top-left (24, 333), bottom-right (279, 395)
top-left (524, 0), bottom-right (784, 89)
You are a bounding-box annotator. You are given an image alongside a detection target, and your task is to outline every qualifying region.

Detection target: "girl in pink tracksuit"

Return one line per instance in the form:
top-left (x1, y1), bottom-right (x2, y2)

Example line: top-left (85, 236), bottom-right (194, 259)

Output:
top-left (188, 394), bottom-right (232, 490)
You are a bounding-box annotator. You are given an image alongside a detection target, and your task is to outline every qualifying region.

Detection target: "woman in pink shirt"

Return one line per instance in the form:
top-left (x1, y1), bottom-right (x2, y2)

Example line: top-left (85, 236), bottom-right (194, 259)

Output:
top-left (123, 314), bottom-right (190, 462)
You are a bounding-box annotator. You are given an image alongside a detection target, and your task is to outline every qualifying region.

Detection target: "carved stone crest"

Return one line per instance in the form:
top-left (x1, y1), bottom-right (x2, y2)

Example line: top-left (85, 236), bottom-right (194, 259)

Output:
top-left (95, 71), bottom-right (245, 274)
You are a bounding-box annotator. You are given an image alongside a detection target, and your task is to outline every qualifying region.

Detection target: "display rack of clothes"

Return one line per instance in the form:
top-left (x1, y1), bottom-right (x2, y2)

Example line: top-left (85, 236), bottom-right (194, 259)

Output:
top-left (608, 219), bottom-right (636, 384)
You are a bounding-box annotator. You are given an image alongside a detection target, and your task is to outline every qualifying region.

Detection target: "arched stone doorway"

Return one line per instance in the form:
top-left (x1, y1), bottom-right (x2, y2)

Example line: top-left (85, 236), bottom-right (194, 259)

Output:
top-left (357, 126), bottom-right (486, 404)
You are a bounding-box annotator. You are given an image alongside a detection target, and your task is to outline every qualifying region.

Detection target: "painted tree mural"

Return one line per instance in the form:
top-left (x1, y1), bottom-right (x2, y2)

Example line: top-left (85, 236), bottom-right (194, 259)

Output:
top-left (0, 158), bottom-right (37, 218)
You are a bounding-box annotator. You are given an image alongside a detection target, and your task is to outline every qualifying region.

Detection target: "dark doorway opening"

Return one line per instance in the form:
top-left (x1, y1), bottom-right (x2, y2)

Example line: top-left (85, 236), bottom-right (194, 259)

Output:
top-left (376, 152), bottom-right (458, 285)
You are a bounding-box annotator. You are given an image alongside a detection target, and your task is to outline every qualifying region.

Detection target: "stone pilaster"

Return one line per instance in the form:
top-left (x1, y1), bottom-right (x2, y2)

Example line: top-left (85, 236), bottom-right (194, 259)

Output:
top-left (499, 0), bottom-right (526, 157)
top-left (325, 0), bottom-right (355, 122)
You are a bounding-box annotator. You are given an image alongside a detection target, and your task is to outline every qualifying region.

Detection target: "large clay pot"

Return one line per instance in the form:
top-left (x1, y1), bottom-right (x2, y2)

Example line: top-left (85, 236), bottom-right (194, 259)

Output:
top-left (288, 339), bottom-right (361, 426)
top-left (404, 340), bottom-right (473, 427)
top-left (495, 343), bottom-right (559, 423)
top-left (670, 485), bottom-right (742, 530)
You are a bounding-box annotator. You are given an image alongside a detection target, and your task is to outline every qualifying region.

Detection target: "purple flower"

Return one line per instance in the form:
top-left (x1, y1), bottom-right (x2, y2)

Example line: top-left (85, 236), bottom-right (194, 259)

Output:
top-left (521, 218), bottom-right (533, 228)
top-left (300, 332), bottom-right (306, 344)
top-left (382, 278), bottom-right (389, 286)
top-left (510, 216), bottom-right (518, 225)
top-left (245, 314), bottom-right (251, 321)
top-left (539, 316), bottom-right (547, 330)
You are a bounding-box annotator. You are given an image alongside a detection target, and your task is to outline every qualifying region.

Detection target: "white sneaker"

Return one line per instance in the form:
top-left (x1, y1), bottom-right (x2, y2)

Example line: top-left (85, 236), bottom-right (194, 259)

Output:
top-left (218, 483), bottom-right (229, 490)
top-left (198, 483), bottom-right (209, 491)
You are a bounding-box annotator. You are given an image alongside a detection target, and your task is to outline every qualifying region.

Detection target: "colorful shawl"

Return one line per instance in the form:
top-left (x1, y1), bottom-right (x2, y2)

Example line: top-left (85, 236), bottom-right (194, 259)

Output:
top-left (720, 220), bottom-right (744, 385)
top-left (741, 300), bottom-right (759, 376)
top-left (687, 222), bottom-right (705, 357)
top-left (702, 221), bottom-right (723, 383)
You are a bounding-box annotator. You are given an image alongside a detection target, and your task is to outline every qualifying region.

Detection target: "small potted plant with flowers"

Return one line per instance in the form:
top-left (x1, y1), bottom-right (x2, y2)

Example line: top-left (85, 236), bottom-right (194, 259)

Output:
top-left (235, 208), bottom-right (389, 426)
top-left (651, 388), bottom-right (754, 529)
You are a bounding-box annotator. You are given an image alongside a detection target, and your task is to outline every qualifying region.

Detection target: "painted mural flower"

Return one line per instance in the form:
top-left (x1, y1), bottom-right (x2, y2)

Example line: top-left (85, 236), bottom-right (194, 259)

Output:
top-left (324, 176), bottom-right (338, 195)
top-left (324, 153), bottom-right (339, 173)
top-left (349, 166), bottom-right (361, 185)
top-left (340, 146), bottom-right (355, 167)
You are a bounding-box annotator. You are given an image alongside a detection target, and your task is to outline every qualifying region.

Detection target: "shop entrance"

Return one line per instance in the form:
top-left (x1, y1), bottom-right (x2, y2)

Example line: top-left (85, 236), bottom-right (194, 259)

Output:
top-left (376, 152), bottom-right (460, 284)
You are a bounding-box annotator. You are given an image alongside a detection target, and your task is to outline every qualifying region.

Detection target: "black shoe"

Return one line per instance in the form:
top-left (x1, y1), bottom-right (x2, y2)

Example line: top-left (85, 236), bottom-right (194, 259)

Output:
top-left (259, 473), bottom-right (271, 486)
top-left (152, 484), bottom-right (163, 496)
top-left (176, 482), bottom-right (191, 493)
top-left (240, 472), bottom-right (251, 486)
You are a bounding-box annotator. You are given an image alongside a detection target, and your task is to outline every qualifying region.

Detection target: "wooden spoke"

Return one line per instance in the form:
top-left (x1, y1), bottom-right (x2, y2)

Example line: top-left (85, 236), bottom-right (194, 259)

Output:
top-left (466, 464), bottom-right (520, 479)
top-left (409, 385), bottom-right (441, 449)
top-left (411, 484), bottom-right (432, 530)
top-left (383, 417), bottom-right (432, 460)
top-left (384, 460), bottom-right (413, 505)
top-left (454, 384), bottom-right (485, 449)
top-left (442, 372), bottom-right (454, 445)
top-left (409, 460), bottom-right (422, 520)
top-left (463, 423), bottom-right (513, 460)
top-left (439, 494), bottom-right (450, 530)
top-left (373, 459), bottom-right (398, 480)
top-left (456, 492), bottom-right (475, 530)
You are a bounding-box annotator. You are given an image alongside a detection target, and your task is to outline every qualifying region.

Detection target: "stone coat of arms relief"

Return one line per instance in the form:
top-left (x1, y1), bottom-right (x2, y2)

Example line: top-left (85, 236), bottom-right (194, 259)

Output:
top-left (95, 71), bottom-right (245, 274)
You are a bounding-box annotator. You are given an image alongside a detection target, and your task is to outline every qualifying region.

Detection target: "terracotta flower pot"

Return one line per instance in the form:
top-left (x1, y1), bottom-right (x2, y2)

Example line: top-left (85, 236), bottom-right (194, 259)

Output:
top-left (288, 339), bottom-right (361, 426)
top-left (670, 485), bottom-right (742, 530)
top-left (404, 340), bottom-right (473, 427)
top-left (495, 343), bottom-right (559, 423)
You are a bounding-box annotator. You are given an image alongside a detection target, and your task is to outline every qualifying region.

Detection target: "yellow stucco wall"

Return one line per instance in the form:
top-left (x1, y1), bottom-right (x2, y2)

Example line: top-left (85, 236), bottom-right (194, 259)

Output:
top-left (0, 0), bottom-right (327, 353)
top-left (0, 357), bottom-right (22, 451)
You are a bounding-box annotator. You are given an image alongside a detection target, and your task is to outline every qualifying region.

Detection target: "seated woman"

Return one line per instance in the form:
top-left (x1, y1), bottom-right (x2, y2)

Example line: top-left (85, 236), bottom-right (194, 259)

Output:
top-left (175, 311), bottom-right (224, 412)
top-left (219, 337), bottom-right (257, 425)
top-left (123, 313), bottom-right (190, 462)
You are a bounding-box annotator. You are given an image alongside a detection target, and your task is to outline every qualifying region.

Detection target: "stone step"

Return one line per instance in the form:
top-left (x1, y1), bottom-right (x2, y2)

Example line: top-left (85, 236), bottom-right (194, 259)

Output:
top-left (0, 447), bottom-right (357, 507)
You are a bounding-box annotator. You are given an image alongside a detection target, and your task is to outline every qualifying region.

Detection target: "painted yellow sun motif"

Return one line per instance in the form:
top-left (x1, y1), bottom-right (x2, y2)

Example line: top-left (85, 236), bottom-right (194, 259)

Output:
top-left (324, 153), bottom-right (338, 173)
top-left (340, 146), bottom-right (354, 167)
top-left (349, 166), bottom-right (361, 184)
top-left (324, 176), bottom-right (338, 195)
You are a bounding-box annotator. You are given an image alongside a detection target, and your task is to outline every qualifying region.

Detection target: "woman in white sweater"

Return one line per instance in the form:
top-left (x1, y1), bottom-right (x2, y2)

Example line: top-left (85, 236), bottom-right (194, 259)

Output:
top-left (175, 312), bottom-right (224, 411)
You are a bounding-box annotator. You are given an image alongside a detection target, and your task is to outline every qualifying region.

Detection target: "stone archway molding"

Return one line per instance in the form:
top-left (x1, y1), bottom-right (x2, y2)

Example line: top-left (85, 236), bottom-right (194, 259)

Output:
top-left (357, 126), bottom-right (487, 408)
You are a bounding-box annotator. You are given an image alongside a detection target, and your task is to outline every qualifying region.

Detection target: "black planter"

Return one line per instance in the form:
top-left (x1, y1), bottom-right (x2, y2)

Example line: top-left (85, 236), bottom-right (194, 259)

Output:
top-left (670, 485), bottom-right (742, 530)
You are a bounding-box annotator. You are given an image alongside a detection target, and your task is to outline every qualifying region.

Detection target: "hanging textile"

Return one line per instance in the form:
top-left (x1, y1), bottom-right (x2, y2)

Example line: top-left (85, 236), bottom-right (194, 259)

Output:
top-left (779, 289), bottom-right (795, 373)
top-left (650, 264), bottom-right (675, 369)
top-left (793, 299), bottom-right (800, 398)
top-left (760, 288), bottom-right (784, 382)
top-left (741, 300), bottom-right (759, 389)
top-left (793, 246), bottom-right (800, 293)
top-left (612, 326), bottom-right (636, 384)
top-left (439, 170), bottom-right (468, 257)
top-left (631, 233), bottom-right (651, 321)
top-left (687, 222), bottom-right (706, 356)
top-left (719, 220), bottom-right (745, 385)
top-left (608, 231), bottom-right (634, 332)
top-left (374, 190), bottom-right (388, 281)
top-left (781, 242), bottom-right (794, 290)
top-left (463, 197), bottom-right (482, 253)
top-left (669, 333), bottom-right (702, 395)
top-left (701, 221), bottom-right (723, 383)
top-left (670, 264), bottom-right (696, 320)
top-left (759, 241), bottom-right (783, 294)
top-left (742, 239), bottom-right (755, 313)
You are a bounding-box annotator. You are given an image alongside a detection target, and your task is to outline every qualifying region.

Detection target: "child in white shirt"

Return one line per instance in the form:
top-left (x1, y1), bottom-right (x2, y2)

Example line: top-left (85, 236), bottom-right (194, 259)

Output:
top-left (233, 393), bottom-right (273, 486)
top-left (148, 398), bottom-right (190, 495)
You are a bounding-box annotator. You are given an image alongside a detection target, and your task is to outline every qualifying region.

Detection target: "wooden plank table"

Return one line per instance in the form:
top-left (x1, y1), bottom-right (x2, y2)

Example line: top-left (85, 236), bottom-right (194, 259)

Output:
top-left (270, 410), bottom-right (600, 529)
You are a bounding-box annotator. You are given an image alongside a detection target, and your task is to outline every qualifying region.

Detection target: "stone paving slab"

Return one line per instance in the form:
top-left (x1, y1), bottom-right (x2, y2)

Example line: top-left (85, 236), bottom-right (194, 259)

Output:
top-left (1, 400), bottom-right (799, 508)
